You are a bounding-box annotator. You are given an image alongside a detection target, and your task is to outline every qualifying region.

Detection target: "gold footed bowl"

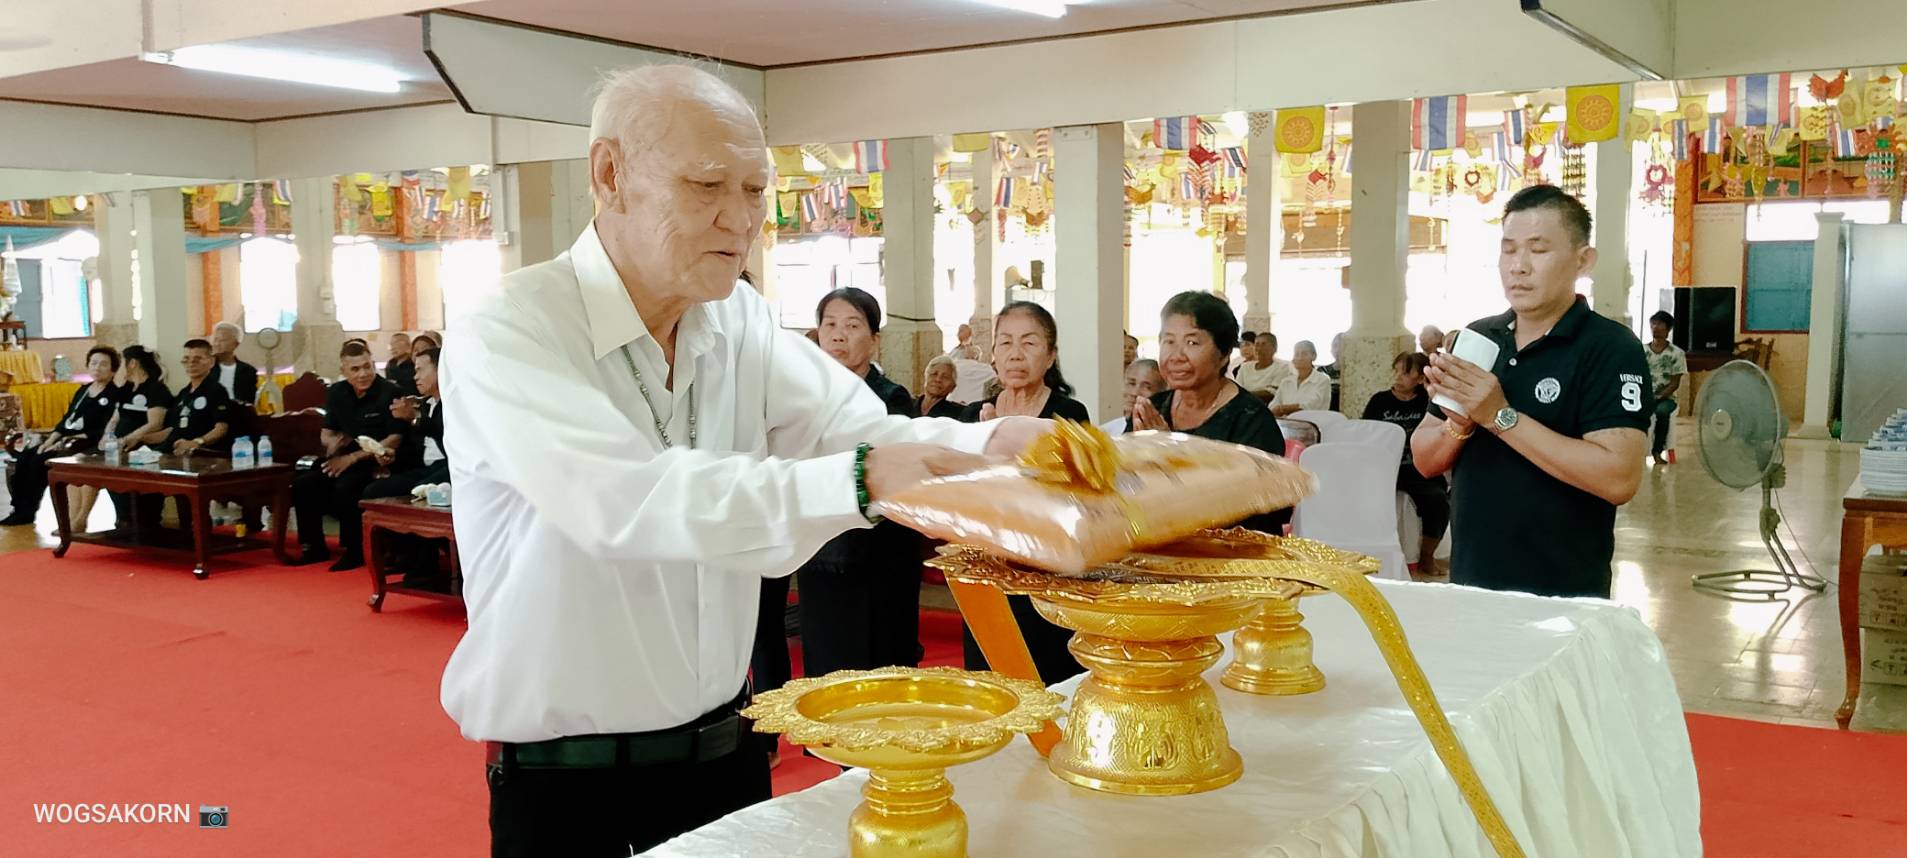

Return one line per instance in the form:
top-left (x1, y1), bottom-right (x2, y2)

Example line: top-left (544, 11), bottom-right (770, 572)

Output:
top-left (932, 546), bottom-right (1302, 796)
top-left (742, 666), bottom-right (1062, 858)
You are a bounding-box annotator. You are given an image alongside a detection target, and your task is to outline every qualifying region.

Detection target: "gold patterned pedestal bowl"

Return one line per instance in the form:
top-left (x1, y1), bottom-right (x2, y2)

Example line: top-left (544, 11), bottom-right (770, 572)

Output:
top-left (932, 546), bottom-right (1303, 797)
top-left (742, 666), bottom-right (1062, 858)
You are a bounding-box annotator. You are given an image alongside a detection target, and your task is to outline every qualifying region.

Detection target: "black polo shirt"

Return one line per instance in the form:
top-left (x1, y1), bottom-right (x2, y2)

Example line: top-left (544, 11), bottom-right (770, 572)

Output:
top-left (163, 378), bottom-right (233, 451)
top-left (324, 377), bottom-right (408, 454)
top-left (1436, 297), bottom-right (1650, 598)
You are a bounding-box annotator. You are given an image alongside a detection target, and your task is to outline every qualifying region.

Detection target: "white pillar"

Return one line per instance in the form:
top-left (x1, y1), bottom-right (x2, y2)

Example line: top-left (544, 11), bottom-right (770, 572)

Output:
top-left (288, 176), bottom-right (343, 374)
top-left (91, 191), bottom-right (138, 350)
top-left (1592, 88), bottom-right (1636, 325)
top-left (969, 139), bottom-right (1002, 347)
top-left (131, 189), bottom-right (188, 355)
top-left (1243, 113), bottom-right (1277, 335)
top-left (745, 239), bottom-right (776, 303)
top-left (1797, 211), bottom-right (1847, 438)
top-left (500, 159), bottom-right (593, 273)
top-left (1342, 100), bottom-right (1415, 415)
top-left (1053, 123), bottom-right (1126, 422)
top-left (877, 137), bottom-right (941, 394)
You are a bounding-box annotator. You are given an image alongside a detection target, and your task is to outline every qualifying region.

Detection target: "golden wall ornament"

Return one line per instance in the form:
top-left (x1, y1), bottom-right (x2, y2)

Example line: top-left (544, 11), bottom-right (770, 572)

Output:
top-left (743, 666), bottom-right (1062, 858)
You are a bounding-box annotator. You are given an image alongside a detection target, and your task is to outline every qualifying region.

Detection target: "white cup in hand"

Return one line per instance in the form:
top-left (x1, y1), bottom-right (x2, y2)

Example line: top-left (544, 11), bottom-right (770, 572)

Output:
top-left (1431, 329), bottom-right (1501, 418)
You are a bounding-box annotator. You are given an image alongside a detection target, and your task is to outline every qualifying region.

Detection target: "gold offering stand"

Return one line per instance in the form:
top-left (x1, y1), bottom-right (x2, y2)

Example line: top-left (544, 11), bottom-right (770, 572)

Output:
top-left (743, 666), bottom-right (1063, 858)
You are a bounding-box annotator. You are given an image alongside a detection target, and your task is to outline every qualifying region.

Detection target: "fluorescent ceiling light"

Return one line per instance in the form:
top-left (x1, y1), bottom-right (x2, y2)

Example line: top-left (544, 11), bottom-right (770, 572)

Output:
top-left (140, 45), bottom-right (404, 94)
top-left (966, 0), bottom-right (1072, 18)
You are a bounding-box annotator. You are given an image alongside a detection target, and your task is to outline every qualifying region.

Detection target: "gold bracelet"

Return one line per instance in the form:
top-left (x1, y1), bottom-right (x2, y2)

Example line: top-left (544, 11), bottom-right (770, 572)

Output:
top-left (1443, 421), bottom-right (1475, 441)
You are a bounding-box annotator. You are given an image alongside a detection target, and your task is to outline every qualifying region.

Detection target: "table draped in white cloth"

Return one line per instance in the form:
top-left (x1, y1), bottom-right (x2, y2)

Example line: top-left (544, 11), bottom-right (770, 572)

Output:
top-left (649, 580), bottom-right (1702, 858)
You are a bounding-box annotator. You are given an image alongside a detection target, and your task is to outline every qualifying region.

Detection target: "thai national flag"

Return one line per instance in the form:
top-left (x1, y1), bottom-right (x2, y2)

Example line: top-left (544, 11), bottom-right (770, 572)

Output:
top-left (1704, 117), bottom-right (1724, 153)
top-left (801, 192), bottom-right (819, 222)
top-left (1181, 169), bottom-right (1198, 201)
top-left (273, 179), bottom-right (293, 204)
top-left (852, 140), bottom-right (887, 173)
top-left (1671, 119), bottom-right (1689, 161)
top-left (1876, 115), bottom-right (1896, 131)
top-left (1122, 164), bottom-right (1136, 183)
top-left (1835, 124), bottom-right (1862, 159)
top-left (1412, 95), bottom-right (1467, 150)
top-left (1727, 74), bottom-right (1793, 129)
top-left (1412, 147), bottom-right (1434, 172)
top-left (1491, 132), bottom-right (1517, 173)
top-left (995, 176), bottom-right (1013, 209)
top-left (1154, 116), bottom-right (1201, 150)
top-left (1503, 108), bottom-right (1526, 146)
top-left (1337, 142), bottom-right (1352, 175)
top-left (1222, 147), bottom-right (1248, 172)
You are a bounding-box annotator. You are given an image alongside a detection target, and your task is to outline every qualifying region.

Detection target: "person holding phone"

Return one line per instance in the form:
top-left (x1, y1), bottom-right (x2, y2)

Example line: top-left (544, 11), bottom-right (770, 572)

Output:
top-left (1409, 185), bottom-right (1649, 598)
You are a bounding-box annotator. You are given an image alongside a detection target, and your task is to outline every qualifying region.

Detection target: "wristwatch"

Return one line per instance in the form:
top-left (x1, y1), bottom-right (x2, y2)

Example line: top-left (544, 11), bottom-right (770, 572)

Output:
top-left (1492, 406), bottom-right (1520, 433)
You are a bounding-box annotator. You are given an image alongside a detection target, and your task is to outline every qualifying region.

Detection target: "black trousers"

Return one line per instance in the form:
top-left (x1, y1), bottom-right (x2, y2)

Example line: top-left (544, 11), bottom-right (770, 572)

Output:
top-left (1399, 473), bottom-right (1451, 537)
top-left (5, 447), bottom-right (52, 517)
top-left (962, 594), bottom-right (1084, 687)
top-left (364, 460), bottom-right (450, 500)
top-left (796, 559), bottom-right (921, 678)
top-left (487, 717), bottom-right (770, 857)
top-left (293, 460), bottom-right (377, 553)
top-left (1651, 397), bottom-right (1677, 456)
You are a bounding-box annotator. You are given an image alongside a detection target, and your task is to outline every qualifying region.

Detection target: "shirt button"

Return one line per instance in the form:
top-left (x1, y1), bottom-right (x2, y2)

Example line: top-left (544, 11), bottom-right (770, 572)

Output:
top-left (1509, 358), bottom-right (1517, 366)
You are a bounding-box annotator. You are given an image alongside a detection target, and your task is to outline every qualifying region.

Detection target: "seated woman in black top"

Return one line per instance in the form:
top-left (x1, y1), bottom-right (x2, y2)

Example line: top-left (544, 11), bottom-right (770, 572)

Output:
top-left (959, 301), bottom-right (1091, 424)
top-left (916, 355), bottom-right (966, 419)
top-left (958, 300), bottom-right (1090, 686)
top-left (107, 345), bottom-right (174, 530)
top-left (2, 346), bottom-right (123, 526)
top-left (1130, 290), bottom-right (1290, 535)
top-left (1362, 352), bottom-right (1448, 575)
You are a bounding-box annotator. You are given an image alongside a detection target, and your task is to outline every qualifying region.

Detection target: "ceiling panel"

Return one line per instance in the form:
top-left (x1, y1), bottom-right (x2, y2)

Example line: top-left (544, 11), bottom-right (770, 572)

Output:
top-left (447, 0), bottom-right (1392, 66)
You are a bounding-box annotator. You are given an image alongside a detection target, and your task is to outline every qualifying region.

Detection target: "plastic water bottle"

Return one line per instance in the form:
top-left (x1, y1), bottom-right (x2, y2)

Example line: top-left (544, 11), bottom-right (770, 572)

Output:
top-left (256, 435), bottom-right (273, 466)
top-left (233, 436), bottom-right (255, 469)
top-left (101, 425), bottom-right (120, 461)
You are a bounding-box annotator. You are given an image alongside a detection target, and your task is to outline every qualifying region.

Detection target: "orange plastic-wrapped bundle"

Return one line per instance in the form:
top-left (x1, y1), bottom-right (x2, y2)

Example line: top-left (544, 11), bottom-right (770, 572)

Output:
top-left (875, 420), bottom-right (1315, 574)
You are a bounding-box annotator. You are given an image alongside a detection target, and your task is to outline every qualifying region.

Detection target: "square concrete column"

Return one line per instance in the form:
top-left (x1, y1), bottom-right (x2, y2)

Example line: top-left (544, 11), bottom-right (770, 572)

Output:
top-left (969, 138), bottom-right (1003, 347)
top-left (498, 159), bottom-right (593, 273)
top-left (878, 137), bottom-right (942, 393)
top-left (289, 176), bottom-right (343, 374)
top-left (1592, 88), bottom-right (1636, 326)
top-left (91, 191), bottom-right (138, 350)
top-left (1342, 100), bottom-right (1415, 415)
top-left (132, 189), bottom-right (189, 356)
top-left (1797, 211), bottom-right (1847, 438)
top-left (1242, 112), bottom-right (1279, 334)
top-left (1053, 123), bottom-right (1127, 422)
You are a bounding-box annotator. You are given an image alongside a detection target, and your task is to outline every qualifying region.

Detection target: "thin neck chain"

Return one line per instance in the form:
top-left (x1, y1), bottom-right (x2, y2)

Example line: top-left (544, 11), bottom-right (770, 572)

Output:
top-left (618, 345), bottom-right (695, 449)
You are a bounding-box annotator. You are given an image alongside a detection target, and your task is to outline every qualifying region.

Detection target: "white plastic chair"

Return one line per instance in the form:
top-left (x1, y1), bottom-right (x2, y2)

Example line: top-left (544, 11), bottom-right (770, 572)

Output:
top-left (1331, 421), bottom-right (1420, 562)
top-left (1291, 441), bottom-right (1410, 581)
top-left (1287, 409), bottom-right (1347, 438)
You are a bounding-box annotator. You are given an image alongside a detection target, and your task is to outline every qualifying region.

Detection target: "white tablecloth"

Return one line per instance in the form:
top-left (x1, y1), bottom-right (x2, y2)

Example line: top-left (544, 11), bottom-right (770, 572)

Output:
top-left (651, 580), bottom-right (1701, 857)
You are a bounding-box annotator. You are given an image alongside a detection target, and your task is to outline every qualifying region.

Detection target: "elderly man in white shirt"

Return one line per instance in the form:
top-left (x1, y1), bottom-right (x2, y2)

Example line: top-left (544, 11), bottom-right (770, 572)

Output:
top-left (439, 66), bottom-right (1043, 857)
top-left (1270, 339), bottom-right (1334, 417)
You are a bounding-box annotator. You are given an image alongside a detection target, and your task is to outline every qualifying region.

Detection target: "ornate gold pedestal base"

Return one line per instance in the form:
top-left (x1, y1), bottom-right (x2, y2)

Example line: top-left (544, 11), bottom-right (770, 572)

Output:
top-left (1034, 596), bottom-right (1265, 796)
top-left (1222, 595), bottom-right (1326, 695)
top-left (848, 768), bottom-right (967, 858)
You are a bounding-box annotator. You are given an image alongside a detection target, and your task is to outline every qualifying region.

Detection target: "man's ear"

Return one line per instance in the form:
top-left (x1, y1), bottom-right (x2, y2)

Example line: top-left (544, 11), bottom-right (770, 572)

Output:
top-left (589, 139), bottom-right (624, 213)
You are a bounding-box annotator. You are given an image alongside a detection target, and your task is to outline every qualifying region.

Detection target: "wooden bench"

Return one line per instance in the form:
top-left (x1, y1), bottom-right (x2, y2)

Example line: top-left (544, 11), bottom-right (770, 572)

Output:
top-left (360, 496), bottom-right (461, 612)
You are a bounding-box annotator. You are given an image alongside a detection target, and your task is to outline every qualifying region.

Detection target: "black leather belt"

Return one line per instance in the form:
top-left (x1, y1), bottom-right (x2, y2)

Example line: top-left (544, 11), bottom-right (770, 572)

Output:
top-left (486, 690), bottom-right (750, 770)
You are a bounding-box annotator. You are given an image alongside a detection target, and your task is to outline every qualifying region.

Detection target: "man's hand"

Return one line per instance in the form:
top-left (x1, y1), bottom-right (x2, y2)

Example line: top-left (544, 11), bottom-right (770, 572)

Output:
top-left (1130, 399), bottom-right (1169, 432)
top-left (391, 397), bottom-right (420, 421)
top-left (171, 438), bottom-right (200, 456)
top-left (321, 452), bottom-right (362, 478)
top-left (982, 416), bottom-right (1052, 457)
top-left (1426, 353), bottom-right (1506, 428)
top-left (374, 450), bottom-right (396, 468)
top-left (863, 443), bottom-right (989, 504)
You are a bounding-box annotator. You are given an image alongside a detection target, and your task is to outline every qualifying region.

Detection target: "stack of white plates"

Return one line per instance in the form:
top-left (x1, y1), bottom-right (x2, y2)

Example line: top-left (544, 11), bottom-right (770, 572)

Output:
top-left (1865, 409), bottom-right (1907, 495)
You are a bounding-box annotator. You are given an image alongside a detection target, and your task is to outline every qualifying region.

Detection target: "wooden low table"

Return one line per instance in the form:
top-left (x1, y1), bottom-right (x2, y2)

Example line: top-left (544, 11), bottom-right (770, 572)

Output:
top-left (1837, 477), bottom-right (1907, 728)
top-left (360, 496), bottom-right (461, 612)
top-left (46, 453), bottom-right (294, 579)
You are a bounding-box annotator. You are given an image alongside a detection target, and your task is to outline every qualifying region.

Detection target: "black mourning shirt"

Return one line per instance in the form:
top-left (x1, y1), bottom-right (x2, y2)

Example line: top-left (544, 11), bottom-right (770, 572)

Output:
top-left (394, 396), bottom-right (446, 472)
top-left (324, 377), bottom-right (407, 452)
top-left (1362, 387), bottom-right (1431, 472)
top-left (164, 379), bottom-right (233, 450)
top-left (115, 378), bottom-right (174, 440)
top-left (1436, 297), bottom-right (1651, 598)
top-left (1144, 382), bottom-right (1291, 533)
top-left (805, 364), bottom-right (919, 570)
top-left (958, 390), bottom-right (1091, 423)
top-left (56, 383), bottom-right (122, 444)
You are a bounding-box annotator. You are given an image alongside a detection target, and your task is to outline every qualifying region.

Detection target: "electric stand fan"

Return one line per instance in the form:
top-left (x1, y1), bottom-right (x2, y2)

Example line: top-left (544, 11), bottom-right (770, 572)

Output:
top-left (1690, 360), bottom-right (1828, 601)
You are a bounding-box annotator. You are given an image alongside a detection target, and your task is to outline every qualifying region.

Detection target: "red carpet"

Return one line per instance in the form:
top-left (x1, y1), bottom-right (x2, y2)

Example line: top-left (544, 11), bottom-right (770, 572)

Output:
top-left (8, 547), bottom-right (1907, 855)
top-left (1685, 713), bottom-right (1907, 856)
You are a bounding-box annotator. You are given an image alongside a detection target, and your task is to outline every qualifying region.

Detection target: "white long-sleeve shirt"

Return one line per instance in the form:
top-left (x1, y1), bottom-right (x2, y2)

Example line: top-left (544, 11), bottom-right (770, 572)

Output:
top-left (438, 224), bottom-right (997, 743)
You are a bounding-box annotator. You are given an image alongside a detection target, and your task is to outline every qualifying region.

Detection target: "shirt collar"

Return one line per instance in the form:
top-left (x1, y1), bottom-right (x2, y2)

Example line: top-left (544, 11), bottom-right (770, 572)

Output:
top-left (573, 222), bottom-right (728, 363)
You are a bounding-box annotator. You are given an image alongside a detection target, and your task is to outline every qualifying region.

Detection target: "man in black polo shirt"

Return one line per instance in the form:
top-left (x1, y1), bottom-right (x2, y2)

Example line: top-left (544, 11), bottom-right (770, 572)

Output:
top-left (1411, 185), bottom-right (1649, 598)
top-left (165, 339), bottom-right (234, 456)
top-left (293, 340), bottom-right (407, 571)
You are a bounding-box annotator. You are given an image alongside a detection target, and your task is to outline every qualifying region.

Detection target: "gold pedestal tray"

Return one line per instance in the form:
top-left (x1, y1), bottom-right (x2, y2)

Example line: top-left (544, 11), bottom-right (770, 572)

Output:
top-left (932, 546), bottom-right (1303, 797)
top-left (742, 666), bottom-right (1062, 858)
top-left (1117, 531), bottom-right (1380, 696)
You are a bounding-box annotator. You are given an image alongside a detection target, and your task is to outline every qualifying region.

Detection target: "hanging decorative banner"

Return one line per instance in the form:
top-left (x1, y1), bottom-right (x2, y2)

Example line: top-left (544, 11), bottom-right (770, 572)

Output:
top-left (952, 133), bottom-right (991, 153)
top-left (1670, 119), bottom-right (1689, 161)
top-left (1186, 144), bottom-right (1220, 167)
top-left (370, 184), bottom-right (394, 218)
top-left (866, 172), bottom-right (884, 208)
top-left (446, 166), bottom-right (470, 200)
top-left (251, 182), bottom-right (268, 235)
top-left (1865, 75), bottom-right (1899, 125)
top-left (949, 180), bottom-right (971, 212)
top-left (1281, 152), bottom-right (1314, 177)
top-left (1565, 84), bottom-right (1623, 144)
top-left (1798, 105), bottom-right (1833, 141)
top-left (272, 179), bottom-right (293, 205)
top-left (1771, 126), bottom-right (1798, 155)
top-left (1412, 147), bottom-right (1434, 173)
top-left (215, 183), bottom-right (241, 204)
top-left (801, 192), bottom-right (820, 224)
top-left (1834, 123), bottom-right (1865, 159)
top-left (850, 188), bottom-right (875, 209)
top-left (1412, 95), bottom-right (1467, 150)
top-left (852, 139), bottom-right (888, 173)
top-left (1838, 91), bottom-right (1867, 128)
top-left (1221, 146), bottom-right (1248, 172)
top-left (1625, 111), bottom-right (1658, 143)
top-left (1725, 73), bottom-right (1793, 128)
top-left (1033, 128), bottom-right (1052, 160)
top-left (1274, 106), bottom-right (1325, 154)
top-left (1811, 70), bottom-right (1849, 102)
top-left (994, 175), bottom-right (1014, 209)
top-left (1336, 138), bottom-right (1353, 176)
top-left (1704, 117), bottom-right (1725, 153)
top-left (771, 146), bottom-right (808, 177)
top-left (1675, 96), bottom-right (1709, 129)
top-left (340, 177), bottom-right (364, 204)
top-left (1153, 116), bottom-right (1203, 151)
top-left (1503, 106), bottom-right (1526, 145)
top-left (777, 191), bottom-right (798, 216)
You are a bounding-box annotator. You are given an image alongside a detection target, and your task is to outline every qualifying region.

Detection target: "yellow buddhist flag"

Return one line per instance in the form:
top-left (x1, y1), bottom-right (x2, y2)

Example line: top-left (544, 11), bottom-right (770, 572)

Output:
top-left (49, 196), bottom-right (74, 215)
top-left (1281, 152), bottom-right (1314, 178)
top-left (216, 183), bottom-right (242, 203)
top-left (777, 191), bottom-right (797, 216)
top-left (446, 166), bottom-right (470, 200)
top-left (952, 133), bottom-right (992, 153)
top-left (340, 178), bottom-right (363, 203)
top-left (771, 146), bottom-right (808, 177)
top-left (1274, 106), bottom-right (1325, 154)
top-left (850, 187), bottom-right (874, 209)
top-left (867, 172), bottom-right (884, 208)
top-left (1771, 126), bottom-right (1798, 155)
top-left (949, 180), bottom-right (972, 212)
top-left (1798, 105), bottom-right (1832, 141)
top-left (1838, 91), bottom-right (1867, 127)
top-left (1625, 111), bottom-right (1658, 143)
top-left (1865, 76), bottom-right (1899, 125)
top-left (370, 185), bottom-right (393, 218)
top-left (1565, 84), bottom-right (1622, 144)
top-left (1676, 96), bottom-right (1708, 128)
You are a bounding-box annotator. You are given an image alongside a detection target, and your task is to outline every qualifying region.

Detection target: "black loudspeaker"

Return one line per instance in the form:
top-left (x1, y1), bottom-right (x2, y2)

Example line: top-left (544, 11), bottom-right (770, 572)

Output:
top-left (1671, 286), bottom-right (1736, 354)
